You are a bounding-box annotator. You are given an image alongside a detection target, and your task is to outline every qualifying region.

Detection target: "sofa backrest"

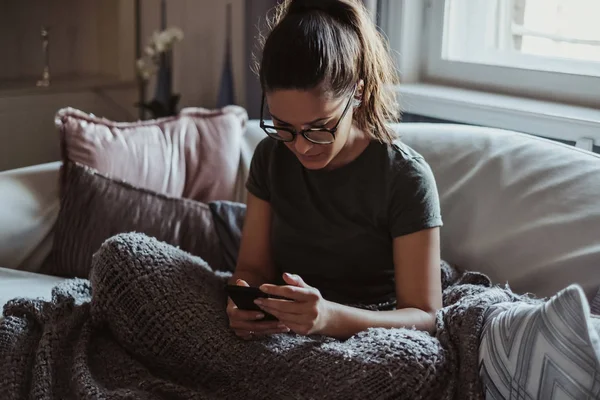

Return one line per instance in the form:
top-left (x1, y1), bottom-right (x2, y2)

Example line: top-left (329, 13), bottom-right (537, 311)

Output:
top-left (2, 120), bottom-right (599, 301)
top-left (243, 121), bottom-right (600, 300)
top-left (396, 123), bottom-right (600, 300)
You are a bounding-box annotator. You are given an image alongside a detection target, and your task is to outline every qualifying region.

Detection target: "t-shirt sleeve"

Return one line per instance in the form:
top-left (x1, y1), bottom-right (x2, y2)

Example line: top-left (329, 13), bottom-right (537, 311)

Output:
top-left (245, 138), bottom-right (272, 201)
top-left (389, 156), bottom-right (443, 238)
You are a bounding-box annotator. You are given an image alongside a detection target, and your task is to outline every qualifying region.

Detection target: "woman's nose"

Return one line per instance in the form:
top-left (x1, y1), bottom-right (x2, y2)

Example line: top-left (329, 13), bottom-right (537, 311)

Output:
top-left (294, 135), bottom-right (314, 155)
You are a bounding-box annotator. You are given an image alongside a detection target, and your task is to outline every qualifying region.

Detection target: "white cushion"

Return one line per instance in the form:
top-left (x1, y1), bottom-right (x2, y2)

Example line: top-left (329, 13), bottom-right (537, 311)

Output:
top-left (0, 267), bottom-right (67, 310)
top-left (0, 162), bottom-right (61, 272)
top-left (478, 285), bottom-right (600, 399)
top-left (394, 123), bottom-right (600, 300)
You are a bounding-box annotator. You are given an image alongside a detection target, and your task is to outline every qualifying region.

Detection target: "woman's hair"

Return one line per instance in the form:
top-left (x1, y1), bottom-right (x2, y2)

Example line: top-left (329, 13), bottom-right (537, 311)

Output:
top-left (256, 0), bottom-right (400, 144)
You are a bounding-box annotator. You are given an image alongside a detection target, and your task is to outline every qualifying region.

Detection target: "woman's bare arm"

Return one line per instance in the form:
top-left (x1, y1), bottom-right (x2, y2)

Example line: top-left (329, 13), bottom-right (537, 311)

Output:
top-left (229, 193), bottom-right (278, 287)
top-left (256, 227), bottom-right (444, 340)
top-left (322, 227), bottom-right (443, 338)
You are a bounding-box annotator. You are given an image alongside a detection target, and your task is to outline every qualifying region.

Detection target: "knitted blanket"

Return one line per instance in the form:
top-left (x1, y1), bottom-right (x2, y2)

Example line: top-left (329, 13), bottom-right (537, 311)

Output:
top-left (0, 233), bottom-right (538, 399)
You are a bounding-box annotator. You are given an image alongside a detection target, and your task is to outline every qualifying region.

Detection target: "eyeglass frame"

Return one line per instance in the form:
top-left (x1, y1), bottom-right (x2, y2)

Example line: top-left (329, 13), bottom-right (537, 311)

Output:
top-left (259, 84), bottom-right (358, 145)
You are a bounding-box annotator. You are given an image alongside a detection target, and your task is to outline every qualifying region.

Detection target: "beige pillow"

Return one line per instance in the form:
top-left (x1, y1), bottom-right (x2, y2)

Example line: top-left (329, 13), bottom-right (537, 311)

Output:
top-left (55, 106), bottom-right (248, 202)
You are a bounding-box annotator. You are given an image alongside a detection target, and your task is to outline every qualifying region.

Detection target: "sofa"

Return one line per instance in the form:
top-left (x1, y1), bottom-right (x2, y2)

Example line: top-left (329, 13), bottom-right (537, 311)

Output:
top-left (2, 119), bottom-right (600, 307)
top-left (1, 114), bottom-right (600, 398)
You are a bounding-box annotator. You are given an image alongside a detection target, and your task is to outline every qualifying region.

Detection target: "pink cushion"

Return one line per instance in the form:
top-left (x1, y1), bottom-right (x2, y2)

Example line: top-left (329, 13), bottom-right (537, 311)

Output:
top-left (55, 106), bottom-right (248, 202)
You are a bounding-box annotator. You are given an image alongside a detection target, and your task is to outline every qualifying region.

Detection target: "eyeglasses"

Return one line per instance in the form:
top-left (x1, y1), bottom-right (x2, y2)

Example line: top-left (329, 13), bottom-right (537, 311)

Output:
top-left (259, 85), bottom-right (357, 145)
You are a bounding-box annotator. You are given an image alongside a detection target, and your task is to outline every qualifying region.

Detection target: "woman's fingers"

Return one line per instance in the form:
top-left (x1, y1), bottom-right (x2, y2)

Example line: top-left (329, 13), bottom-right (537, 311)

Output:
top-left (280, 322), bottom-right (313, 336)
top-left (255, 298), bottom-right (303, 315)
top-left (255, 305), bottom-right (311, 326)
top-left (227, 298), bottom-right (291, 340)
top-left (259, 284), bottom-right (317, 302)
top-left (228, 306), bottom-right (266, 321)
top-left (236, 279), bottom-right (250, 287)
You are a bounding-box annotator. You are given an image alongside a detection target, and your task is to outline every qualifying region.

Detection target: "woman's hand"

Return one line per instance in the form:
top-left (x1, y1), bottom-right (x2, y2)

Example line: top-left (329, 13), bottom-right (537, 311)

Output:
top-left (227, 279), bottom-right (290, 340)
top-left (256, 273), bottom-right (334, 336)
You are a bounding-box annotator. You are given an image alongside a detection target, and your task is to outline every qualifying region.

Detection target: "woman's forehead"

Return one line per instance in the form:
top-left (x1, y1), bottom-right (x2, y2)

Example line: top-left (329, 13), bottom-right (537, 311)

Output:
top-left (266, 88), bottom-right (345, 124)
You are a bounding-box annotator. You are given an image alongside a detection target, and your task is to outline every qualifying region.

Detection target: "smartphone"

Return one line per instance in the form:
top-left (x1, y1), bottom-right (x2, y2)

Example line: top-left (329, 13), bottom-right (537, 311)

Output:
top-left (225, 285), bottom-right (290, 321)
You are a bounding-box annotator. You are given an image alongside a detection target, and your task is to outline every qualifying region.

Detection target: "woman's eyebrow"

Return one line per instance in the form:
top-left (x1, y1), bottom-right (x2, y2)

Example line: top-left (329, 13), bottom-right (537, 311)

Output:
top-left (271, 114), bottom-right (331, 126)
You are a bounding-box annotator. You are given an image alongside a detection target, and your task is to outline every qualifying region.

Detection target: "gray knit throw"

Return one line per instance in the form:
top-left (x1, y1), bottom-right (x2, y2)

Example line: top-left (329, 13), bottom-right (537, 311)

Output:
top-left (0, 233), bottom-right (538, 399)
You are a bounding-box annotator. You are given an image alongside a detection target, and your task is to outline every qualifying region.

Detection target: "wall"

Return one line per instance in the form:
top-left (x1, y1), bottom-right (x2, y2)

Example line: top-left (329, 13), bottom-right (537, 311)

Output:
top-left (0, 0), bottom-right (250, 172)
top-left (0, 0), bottom-right (133, 81)
top-left (141, 0), bottom-right (247, 109)
top-left (244, 0), bottom-right (279, 119)
top-left (0, 0), bottom-right (137, 172)
top-left (0, 87), bottom-right (137, 171)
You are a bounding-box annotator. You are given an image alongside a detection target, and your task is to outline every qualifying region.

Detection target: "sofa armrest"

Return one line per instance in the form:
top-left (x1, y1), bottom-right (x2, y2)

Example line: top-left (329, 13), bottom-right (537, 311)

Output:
top-left (0, 161), bottom-right (61, 272)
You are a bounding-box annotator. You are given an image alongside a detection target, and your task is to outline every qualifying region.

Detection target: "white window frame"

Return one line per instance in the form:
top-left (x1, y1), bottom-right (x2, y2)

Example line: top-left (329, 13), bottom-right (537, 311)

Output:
top-left (440, 0), bottom-right (600, 78)
top-left (380, 0), bottom-right (600, 150)
top-left (424, 0), bottom-right (600, 107)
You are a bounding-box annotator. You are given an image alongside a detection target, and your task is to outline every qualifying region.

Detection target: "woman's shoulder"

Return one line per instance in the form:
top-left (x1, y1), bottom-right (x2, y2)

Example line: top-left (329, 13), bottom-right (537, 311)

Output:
top-left (254, 136), bottom-right (277, 155)
top-left (387, 139), bottom-right (427, 163)
top-left (379, 140), bottom-right (443, 235)
top-left (375, 139), bottom-right (435, 179)
top-left (250, 137), bottom-right (285, 169)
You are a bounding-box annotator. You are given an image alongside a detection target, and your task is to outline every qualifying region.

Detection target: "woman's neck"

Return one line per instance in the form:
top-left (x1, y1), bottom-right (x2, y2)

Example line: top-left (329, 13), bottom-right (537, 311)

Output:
top-left (325, 125), bottom-right (372, 171)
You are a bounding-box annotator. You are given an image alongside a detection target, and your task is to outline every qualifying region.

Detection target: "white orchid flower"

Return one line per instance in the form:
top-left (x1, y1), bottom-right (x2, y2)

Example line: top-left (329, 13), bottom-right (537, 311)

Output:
top-left (136, 26), bottom-right (184, 80)
top-left (166, 27), bottom-right (184, 42)
top-left (144, 45), bottom-right (156, 57)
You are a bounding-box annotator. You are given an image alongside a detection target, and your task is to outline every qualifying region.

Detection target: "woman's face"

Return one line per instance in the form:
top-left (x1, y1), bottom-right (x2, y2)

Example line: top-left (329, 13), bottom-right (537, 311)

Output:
top-left (265, 87), bottom-right (355, 170)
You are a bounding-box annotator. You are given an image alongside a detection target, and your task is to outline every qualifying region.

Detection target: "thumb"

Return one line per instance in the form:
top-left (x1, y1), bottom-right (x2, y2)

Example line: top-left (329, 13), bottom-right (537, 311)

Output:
top-left (236, 279), bottom-right (250, 287)
top-left (283, 272), bottom-right (309, 288)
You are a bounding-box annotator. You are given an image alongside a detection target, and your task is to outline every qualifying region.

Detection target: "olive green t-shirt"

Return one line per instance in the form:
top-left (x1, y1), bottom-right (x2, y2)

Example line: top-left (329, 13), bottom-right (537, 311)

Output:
top-left (246, 137), bottom-right (443, 305)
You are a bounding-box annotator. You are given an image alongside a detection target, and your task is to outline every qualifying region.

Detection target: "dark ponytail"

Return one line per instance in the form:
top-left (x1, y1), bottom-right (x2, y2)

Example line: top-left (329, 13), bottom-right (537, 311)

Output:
top-left (256, 0), bottom-right (399, 144)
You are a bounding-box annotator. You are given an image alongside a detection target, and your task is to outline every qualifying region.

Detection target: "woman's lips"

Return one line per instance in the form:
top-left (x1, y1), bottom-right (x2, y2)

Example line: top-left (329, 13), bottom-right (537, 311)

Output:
top-left (299, 153), bottom-right (322, 160)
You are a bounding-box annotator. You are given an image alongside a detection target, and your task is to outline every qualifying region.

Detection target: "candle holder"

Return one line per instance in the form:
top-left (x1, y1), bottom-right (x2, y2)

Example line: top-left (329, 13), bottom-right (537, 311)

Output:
top-left (36, 26), bottom-right (51, 87)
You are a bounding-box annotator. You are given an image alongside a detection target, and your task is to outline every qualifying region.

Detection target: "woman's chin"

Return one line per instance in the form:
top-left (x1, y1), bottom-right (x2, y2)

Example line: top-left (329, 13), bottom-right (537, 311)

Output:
top-left (297, 153), bottom-right (329, 170)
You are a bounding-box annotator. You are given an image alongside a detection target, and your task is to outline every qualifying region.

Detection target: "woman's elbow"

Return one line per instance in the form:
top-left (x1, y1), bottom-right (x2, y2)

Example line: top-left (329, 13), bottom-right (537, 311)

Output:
top-left (422, 309), bottom-right (439, 334)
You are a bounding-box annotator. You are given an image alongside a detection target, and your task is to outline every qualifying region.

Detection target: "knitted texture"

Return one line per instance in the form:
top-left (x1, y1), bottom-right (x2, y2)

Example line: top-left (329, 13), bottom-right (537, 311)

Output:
top-left (0, 233), bottom-right (538, 399)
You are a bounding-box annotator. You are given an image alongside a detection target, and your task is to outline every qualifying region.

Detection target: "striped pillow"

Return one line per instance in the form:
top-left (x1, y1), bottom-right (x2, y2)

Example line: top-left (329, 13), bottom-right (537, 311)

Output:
top-left (591, 287), bottom-right (600, 315)
top-left (478, 285), bottom-right (600, 400)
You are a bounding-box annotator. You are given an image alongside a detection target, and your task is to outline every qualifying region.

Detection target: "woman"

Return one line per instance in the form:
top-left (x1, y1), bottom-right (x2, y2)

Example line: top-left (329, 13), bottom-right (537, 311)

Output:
top-left (227, 0), bottom-right (443, 340)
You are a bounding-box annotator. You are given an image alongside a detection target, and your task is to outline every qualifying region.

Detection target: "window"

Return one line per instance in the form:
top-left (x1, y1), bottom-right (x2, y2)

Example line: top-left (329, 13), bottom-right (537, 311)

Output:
top-left (443, 0), bottom-right (600, 76)
top-left (379, 0), bottom-right (600, 150)
top-left (424, 0), bottom-right (600, 105)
